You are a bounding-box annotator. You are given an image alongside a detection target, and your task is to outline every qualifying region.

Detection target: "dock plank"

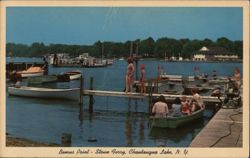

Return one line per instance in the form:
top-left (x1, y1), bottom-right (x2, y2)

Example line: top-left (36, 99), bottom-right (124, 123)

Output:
top-left (189, 108), bottom-right (242, 147)
top-left (83, 90), bottom-right (224, 103)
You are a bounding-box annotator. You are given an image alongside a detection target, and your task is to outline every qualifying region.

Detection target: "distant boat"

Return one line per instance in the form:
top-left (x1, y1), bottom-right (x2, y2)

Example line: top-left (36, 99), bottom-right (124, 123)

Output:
top-left (17, 66), bottom-right (44, 78)
top-left (106, 59), bottom-right (113, 65)
top-left (64, 70), bottom-right (82, 80)
top-left (82, 63), bottom-right (107, 68)
top-left (8, 86), bottom-right (80, 100)
top-left (160, 74), bottom-right (183, 81)
top-left (149, 108), bottom-right (204, 128)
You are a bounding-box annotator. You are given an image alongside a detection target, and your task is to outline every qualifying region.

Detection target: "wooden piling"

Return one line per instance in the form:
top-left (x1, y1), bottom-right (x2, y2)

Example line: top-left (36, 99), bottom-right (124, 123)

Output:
top-left (135, 42), bottom-right (139, 80)
top-left (89, 77), bottom-right (94, 113)
top-left (135, 59), bottom-right (138, 81)
top-left (79, 76), bottom-right (84, 105)
top-left (130, 41), bottom-right (133, 57)
top-left (148, 82), bottom-right (153, 113)
top-left (156, 79), bottom-right (159, 93)
top-left (61, 133), bottom-right (72, 147)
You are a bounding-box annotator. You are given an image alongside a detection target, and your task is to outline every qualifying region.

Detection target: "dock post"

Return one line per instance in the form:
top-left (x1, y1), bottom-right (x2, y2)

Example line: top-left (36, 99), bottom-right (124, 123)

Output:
top-left (61, 133), bottom-right (72, 146)
top-left (135, 59), bottom-right (138, 81)
top-left (148, 82), bottom-right (152, 113)
top-left (156, 79), bottom-right (158, 93)
top-left (79, 76), bottom-right (84, 105)
top-left (89, 77), bottom-right (94, 114)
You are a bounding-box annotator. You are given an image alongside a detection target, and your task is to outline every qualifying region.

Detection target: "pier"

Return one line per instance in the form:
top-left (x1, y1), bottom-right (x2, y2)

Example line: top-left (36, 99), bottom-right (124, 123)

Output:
top-left (83, 89), bottom-right (224, 103)
top-left (189, 108), bottom-right (242, 147)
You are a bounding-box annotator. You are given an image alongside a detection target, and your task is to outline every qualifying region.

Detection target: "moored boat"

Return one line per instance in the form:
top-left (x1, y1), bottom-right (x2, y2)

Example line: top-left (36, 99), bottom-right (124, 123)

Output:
top-left (8, 86), bottom-right (80, 100)
top-left (82, 63), bottom-right (107, 68)
top-left (27, 75), bottom-right (58, 84)
top-left (17, 66), bottom-right (44, 78)
top-left (64, 70), bottom-right (82, 80)
top-left (149, 108), bottom-right (204, 128)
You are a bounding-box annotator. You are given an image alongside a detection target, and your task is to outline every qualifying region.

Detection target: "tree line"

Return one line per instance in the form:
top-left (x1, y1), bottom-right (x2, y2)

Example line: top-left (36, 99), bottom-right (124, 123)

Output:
top-left (6, 37), bottom-right (243, 58)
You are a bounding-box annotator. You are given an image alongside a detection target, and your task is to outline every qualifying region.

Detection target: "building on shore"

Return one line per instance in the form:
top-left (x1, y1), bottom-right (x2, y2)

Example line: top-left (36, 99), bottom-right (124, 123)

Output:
top-left (192, 46), bottom-right (239, 61)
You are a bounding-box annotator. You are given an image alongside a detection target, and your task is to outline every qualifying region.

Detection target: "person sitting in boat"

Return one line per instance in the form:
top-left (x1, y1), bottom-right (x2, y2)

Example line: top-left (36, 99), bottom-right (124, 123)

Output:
top-left (169, 97), bottom-right (182, 117)
top-left (212, 70), bottom-right (217, 80)
top-left (9, 70), bottom-right (22, 88)
top-left (191, 89), bottom-right (205, 112)
top-left (140, 64), bottom-right (146, 94)
top-left (152, 95), bottom-right (169, 118)
top-left (181, 96), bottom-right (191, 115)
top-left (204, 72), bottom-right (209, 79)
top-left (211, 87), bottom-right (221, 97)
top-left (125, 57), bottom-right (134, 93)
top-left (194, 66), bottom-right (202, 80)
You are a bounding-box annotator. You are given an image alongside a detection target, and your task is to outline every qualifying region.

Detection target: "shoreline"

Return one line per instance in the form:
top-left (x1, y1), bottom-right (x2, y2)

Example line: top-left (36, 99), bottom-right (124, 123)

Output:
top-left (6, 135), bottom-right (60, 147)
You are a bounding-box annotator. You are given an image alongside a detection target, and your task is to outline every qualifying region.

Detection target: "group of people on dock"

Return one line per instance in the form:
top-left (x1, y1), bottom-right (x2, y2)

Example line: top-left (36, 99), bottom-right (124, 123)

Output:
top-left (152, 89), bottom-right (205, 118)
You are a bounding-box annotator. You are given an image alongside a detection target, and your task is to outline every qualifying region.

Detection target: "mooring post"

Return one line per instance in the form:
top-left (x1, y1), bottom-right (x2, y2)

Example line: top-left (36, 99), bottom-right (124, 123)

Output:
top-left (148, 81), bottom-right (152, 113)
top-left (61, 133), bottom-right (72, 147)
top-left (135, 59), bottom-right (138, 81)
top-left (89, 77), bottom-right (94, 114)
top-left (156, 79), bottom-right (158, 93)
top-left (79, 76), bottom-right (84, 105)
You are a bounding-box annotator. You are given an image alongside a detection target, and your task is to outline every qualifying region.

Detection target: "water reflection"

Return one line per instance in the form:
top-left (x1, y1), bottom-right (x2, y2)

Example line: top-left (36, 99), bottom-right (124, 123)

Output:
top-left (125, 113), bottom-right (133, 146)
top-left (78, 105), bottom-right (83, 127)
top-left (124, 99), bottom-right (147, 147)
top-left (139, 117), bottom-right (145, 145)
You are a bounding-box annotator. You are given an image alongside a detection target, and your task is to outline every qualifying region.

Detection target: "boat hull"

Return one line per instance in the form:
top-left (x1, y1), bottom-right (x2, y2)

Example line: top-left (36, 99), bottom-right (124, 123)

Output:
top-left (27, 75), bottom-right (58, 84)
top-left (65, 71), bottom-right (82, 80)
top-left (8, 86), bottom-right (80, 100)
top-left (19, 71), bottom-right (44, 78)
top-left (70, 74), bottom-right (81, 80)
top-left (149, 109), bottom-right (204, 128)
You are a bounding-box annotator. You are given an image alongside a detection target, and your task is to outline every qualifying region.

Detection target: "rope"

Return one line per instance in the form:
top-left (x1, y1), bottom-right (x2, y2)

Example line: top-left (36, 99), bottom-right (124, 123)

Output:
top-left (149, 117), bottom-right (155, 134)
top-left (210, 108), bottom-right (242, 147)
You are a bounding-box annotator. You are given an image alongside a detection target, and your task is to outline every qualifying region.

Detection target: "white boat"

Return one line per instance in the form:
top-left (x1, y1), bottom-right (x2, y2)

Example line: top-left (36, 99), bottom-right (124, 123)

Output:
top-left (8, 86), bottom-right (80, 100)
top-left (160, 74), bottom-right (183, 81)
top-left (64, 71), bottom-right (82, 80)
top-left (17, 66), bottom-right (44, 78)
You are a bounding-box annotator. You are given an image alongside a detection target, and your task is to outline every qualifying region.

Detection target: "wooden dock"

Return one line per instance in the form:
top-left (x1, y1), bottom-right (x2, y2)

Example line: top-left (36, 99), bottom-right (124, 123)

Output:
top-left (83, 90), bottom-right (224, 103)
top-left (189, 108), bottom-right (242, 147)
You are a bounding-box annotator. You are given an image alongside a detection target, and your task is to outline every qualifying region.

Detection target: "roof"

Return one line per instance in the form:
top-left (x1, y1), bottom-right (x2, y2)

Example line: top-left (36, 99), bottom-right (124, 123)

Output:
top-left (194, 46), bottom-right (231, 55)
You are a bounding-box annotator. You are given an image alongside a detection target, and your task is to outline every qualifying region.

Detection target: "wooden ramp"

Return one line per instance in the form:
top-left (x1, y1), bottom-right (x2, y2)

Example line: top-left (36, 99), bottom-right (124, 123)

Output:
top-left (189, 108), bottom-right (242, 147)
top-left (83, 90), bottom-right (224, 103)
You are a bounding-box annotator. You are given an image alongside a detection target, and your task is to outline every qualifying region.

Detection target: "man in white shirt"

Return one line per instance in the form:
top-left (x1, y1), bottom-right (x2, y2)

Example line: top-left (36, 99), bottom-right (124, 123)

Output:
top-left (152, 95), bottom-right (169, 118)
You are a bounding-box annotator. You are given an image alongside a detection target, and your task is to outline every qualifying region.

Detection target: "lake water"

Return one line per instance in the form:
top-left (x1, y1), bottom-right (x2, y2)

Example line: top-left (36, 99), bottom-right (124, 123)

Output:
top-left (6, 58), bottom-right (242, 147)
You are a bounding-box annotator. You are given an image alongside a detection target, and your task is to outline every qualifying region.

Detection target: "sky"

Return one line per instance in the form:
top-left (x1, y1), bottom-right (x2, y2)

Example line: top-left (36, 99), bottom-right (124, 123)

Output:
top-left (7, 7), bottom-right (243, 45)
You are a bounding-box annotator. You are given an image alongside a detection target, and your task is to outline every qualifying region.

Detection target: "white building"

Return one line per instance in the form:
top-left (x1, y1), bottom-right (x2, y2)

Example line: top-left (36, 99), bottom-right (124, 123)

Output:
top-left (192, 46), bottom-right (239, 61)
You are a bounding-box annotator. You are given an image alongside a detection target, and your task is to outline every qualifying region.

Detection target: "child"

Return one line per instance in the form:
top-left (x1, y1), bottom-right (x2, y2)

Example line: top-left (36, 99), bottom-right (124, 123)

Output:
top-left (140, 64), bottom-right (146, 94)
top-left (191, 89), bottom-right (205, 112)
top-left (181, 96), bottom-right (191, 115)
